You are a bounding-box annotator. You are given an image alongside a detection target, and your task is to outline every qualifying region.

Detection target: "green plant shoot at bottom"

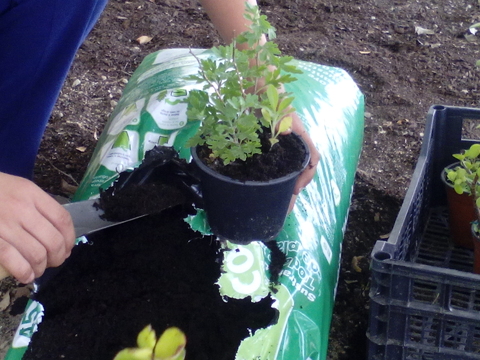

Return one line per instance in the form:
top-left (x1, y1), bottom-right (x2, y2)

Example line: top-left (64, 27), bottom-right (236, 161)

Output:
top-left (113, 325), bottom-right (186, 360)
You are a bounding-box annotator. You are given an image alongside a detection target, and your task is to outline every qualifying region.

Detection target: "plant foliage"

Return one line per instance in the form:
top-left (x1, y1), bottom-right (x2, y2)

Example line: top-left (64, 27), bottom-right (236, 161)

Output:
top-left (445, 143), bottom-right (480, 229)
top-left (184, 3), bottom-right (302, 165)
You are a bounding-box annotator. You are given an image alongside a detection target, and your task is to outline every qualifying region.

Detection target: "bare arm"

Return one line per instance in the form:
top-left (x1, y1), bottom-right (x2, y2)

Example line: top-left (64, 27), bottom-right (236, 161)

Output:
top-left (198, 0), bottom-right (258, 44)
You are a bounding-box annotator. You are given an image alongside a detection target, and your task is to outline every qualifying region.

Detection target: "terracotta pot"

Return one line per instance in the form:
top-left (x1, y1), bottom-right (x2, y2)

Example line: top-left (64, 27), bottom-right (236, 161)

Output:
top-left (442, 163), bottom-right (476, 249)
top-left (472, 223), bottom-right (480, 273)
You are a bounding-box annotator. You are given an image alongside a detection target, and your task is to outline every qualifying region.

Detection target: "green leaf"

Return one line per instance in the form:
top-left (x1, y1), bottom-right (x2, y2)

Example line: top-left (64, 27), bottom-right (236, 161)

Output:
top-left (457, 168), bottom-right (467, 178)
top-left (277, 96), bottom-right (294, 112)
top-left (454, 183), bottom-right (465, 194)
top-left (469, 144), bottom-right (480, 158)
top-left (278, 116), bottom-right (293, 133)
top-left (137, 325), bottom-right (157, 350)
top-left (261, 108), bottom-right (272, 123)
top-left (282, 63), bottom-right (303, 74)
top-left (154, 327), bottom-right (187, 360)
top-left (269, 137), bottom-right (279, 146)
top-left (454, 178), bottom-right (464, 186)
top-left (113, 348), bottom-right (153, 360)
top-left (446, 170), bottom-right (457, 183)
top-left (266, 85), bottom-right (279, 109)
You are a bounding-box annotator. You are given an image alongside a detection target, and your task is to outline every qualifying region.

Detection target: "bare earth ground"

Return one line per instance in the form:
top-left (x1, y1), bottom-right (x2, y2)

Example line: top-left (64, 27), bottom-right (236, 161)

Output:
top-left (2, 0), bottom-right (480, 359)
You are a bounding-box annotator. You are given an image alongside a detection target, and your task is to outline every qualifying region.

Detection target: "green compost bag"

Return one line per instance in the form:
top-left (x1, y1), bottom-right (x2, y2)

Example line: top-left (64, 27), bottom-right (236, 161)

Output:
top-left (6, 48), bottom-right (364, 360)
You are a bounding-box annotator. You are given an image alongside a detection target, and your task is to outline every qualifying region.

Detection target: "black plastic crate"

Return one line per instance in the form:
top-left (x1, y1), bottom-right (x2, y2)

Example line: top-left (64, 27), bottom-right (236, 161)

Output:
top-left (368, 105), bottom-right (480, 360)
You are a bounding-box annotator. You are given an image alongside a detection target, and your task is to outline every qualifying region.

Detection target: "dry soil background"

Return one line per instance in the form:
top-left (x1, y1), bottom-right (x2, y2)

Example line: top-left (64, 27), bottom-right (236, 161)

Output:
top-left (2, 0), bottom-right (480, 359)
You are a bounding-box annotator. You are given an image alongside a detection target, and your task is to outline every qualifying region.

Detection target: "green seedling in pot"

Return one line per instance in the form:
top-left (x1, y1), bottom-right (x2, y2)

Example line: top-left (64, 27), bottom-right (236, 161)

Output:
top-left (445, 143), bottom-right (480, 230)
top-left (184, 3), bottom-right (302, 165)
top-left (113, 325), bottom-right (186, 360)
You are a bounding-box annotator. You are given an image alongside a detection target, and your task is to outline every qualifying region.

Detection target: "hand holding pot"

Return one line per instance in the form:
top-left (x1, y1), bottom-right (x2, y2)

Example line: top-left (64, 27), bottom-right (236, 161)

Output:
top-left (284, 112), bottom-right (320, 212)
top-left (0, 173), bottom-right (75, 283)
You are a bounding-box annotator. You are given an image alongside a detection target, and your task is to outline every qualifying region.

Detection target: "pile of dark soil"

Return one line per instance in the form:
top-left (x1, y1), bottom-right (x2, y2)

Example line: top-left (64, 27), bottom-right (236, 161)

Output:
top-left (23, 207), bottom-right (278, 360)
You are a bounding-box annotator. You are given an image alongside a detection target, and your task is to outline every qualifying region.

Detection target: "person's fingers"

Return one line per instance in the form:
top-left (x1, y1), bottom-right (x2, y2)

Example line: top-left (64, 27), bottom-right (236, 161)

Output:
top-left (0, 236), bottom-right (37, 284)
top-left (294, 162), bottom-right (318, 195)
top-left (18, 179), bottom-right (75, 268)
top-left (21, 210), bottom-right (71, 268)
top-left (288, 194), bottom-right (297, 213)
top-left (0, 201), bottom-right (49, 276)
top-left (294, 138), bottom-right (320, 194)
top-left (288, 113), bottom-right (320, 195)
top-left (34, 193), bottom-right (76, 256)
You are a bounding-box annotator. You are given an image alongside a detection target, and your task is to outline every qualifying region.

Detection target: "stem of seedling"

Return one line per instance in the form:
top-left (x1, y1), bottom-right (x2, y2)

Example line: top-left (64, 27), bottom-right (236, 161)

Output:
top-left (188, 49), bottom-right (226, 107)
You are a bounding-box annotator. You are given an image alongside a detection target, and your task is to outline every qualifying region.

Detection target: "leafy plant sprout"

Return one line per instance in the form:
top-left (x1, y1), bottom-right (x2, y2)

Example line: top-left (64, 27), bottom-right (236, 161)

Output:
top-left (184, 2), bottom-right (302, 165)
top-left (445, 143), bottom-right (480, 230)
top-left (113, 325), bottom-right (186, 360)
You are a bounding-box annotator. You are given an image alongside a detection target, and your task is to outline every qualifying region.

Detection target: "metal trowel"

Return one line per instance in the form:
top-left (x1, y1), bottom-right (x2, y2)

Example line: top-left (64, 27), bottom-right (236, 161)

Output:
top-left (63, 198), bottom-right (150, 239)
top-left (0, 198), bottom-right (149, 281)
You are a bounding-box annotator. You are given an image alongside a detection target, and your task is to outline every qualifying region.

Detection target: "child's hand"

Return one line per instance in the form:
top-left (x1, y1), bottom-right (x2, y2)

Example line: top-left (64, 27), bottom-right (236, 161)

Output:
top-left (0, 173), bottom-right (75, 283)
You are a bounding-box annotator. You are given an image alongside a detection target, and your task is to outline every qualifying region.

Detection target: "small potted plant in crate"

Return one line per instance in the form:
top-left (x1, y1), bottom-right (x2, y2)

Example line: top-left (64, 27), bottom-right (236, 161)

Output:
top-left (443, 143), bottom-right (480, 270)
top-left (185, 3), bottom-right (310, 244)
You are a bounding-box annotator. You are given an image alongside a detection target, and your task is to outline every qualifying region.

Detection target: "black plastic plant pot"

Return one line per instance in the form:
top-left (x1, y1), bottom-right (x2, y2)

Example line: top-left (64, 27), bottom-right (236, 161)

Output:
top-left (191, 134), bottom-right (310, 244)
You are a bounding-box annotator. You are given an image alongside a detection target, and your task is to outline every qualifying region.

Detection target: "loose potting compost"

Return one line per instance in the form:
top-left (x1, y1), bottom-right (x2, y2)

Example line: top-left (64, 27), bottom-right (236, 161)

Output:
top-left (22, 208), bottom-right (278, 360)
top-left (5, 48), bottom-right (364, 360)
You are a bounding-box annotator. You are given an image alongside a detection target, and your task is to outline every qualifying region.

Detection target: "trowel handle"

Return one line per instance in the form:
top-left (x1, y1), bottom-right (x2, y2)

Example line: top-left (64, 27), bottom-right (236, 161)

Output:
top-left (0, 264), bottom-right (10, 281)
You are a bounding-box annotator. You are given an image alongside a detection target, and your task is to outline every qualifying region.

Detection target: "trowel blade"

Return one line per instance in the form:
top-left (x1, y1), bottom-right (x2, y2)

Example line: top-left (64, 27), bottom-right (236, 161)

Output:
top-left (63, 199), bottom-right (147, 239)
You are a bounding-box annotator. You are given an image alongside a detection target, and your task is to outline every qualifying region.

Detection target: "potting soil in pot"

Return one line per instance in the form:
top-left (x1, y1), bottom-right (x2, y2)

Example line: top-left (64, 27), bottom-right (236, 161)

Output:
top-left (22, 205), bottom-right (278, 360)
top-left (196, 129), bottom-right (307, 182)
